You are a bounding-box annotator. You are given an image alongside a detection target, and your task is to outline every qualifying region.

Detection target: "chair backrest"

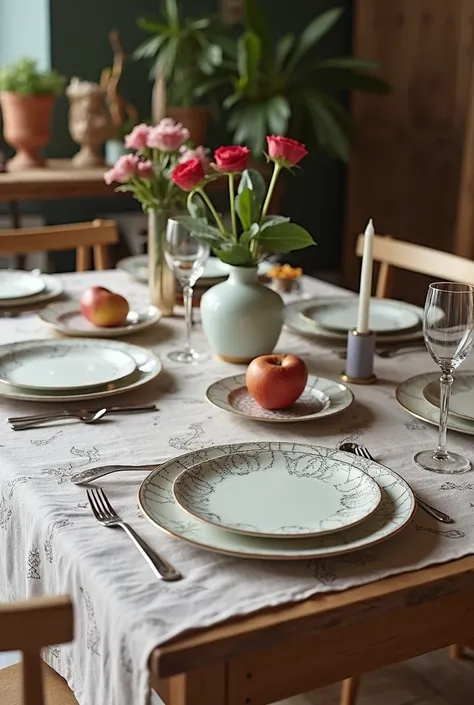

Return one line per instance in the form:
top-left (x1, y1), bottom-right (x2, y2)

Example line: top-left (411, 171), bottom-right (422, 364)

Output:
top-left (356, 234), bottom-right (474, 298)
top-left (0, 219), bottom-right (118, 271)
top-left (0, 595), bottom-right (73, 705)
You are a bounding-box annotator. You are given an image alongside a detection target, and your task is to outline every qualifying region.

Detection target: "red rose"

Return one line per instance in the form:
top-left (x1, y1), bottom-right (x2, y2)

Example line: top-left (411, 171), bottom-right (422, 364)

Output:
top-left (171, 158), bottom-right (205, 192)
top-left (266, 136), bottom-right (308, 166)
top-left (214, 145), bottom-right (250, 172)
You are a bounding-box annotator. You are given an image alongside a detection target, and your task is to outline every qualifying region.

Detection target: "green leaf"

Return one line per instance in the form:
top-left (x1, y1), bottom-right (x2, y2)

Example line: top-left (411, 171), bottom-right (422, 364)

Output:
top-left (239, 222), bottom-right (260, 247)
top-left (265, 95), bottom-right (291, 135)
top-left (238, 168), bottom-right (265, 203)
top-left (303, 92), bottom-right (350, 161)
top-left (165, 0), bottom-right (180, 29)
top-left (223, 93), bottom-right (242, 110)
top-left (187, 192), bottom-right (207, 219)
top-left (261, 216), bottom-right (290, 230)
top-left (133, 35), bottom-right (168, 61)
top-left (235, 187), bottom-right (253, 231)
top-left (236, 169), bottom-right (265, 224)
top-left (318, 57), bottom-right (381, 71)
top-left (136, 18), bottom-right (169, 34)
top-left (275, 34), bottom-right (295, 73)
top-left (244, 0), bottom-right (271, 64)
top-left (287, 8), bottom-right (343, 73)
top-left (157, 37), bottom-right (179, 79)
top-left (214, 244), bottom-right (255, 266)
top-left (237, 31), bottom-right (261, 96)
top-left (175, 216), bottom-right (224, 245)
top-left (314, 68), bottom-right (390, 94)
top-left (257, 222), bottom-right (314, 253)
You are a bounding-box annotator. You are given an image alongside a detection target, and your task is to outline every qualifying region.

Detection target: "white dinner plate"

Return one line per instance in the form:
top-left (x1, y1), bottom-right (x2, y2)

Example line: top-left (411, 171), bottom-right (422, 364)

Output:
top-left (396, 372), bottom-right (474, 436)
top-left (0, 274), bottom-right (63, 308)
top-left (39, 302), bottom-right (162, 338)
top-left (173, 449), bottom-right (381, 538)
top-left (139, 442), bottom-right (415, 561)
top-left (302, 298), bottom-right (420, 334)
top-left (423, 373), bottom-right (474, 423)
top-left (285, 297), bottom-right (425, 344)
top-left (0, 270), bottom-right (45, 300)
top-left (0, 339), bottom-right (137, 391)
top-left (0, 339), bottom-right (162, 402)
top-left (206, 374), bottom-right (353, 422)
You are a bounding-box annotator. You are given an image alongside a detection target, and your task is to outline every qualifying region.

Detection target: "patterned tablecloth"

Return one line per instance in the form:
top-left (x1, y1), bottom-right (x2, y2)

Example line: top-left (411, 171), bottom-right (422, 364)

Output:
top-left (1, 270), bottom-right (473, 705)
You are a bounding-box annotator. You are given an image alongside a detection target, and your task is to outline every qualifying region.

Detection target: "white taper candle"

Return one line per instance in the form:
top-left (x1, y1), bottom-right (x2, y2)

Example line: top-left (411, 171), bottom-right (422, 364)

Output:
top-left (356, 219), bottom-right (375, 334)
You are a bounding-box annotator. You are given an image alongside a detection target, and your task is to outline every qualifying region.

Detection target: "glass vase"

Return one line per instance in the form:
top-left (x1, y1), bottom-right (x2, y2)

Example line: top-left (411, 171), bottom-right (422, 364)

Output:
top-left (148, 209), bottom-right (176, 316)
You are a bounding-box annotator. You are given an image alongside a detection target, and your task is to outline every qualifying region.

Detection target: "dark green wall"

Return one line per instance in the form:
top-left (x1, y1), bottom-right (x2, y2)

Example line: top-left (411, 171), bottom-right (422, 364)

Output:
top-left (2, 0), bottom-right (352, 273)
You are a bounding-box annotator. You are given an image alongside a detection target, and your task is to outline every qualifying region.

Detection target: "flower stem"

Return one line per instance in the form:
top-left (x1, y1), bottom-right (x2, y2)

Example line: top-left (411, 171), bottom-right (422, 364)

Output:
top-left (261, 162), bottom-right (281, 219)
top-left (196, 188), bottom-right (228, 236)
top-left (228, 173), bottom-right (237, 241)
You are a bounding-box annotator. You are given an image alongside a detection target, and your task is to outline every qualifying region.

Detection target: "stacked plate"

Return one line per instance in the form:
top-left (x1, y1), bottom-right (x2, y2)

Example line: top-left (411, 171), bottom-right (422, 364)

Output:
top-left (0, 270), bottom-right (63, 307)
top-left (139, 442), bottom-right (416, 560)
top-left (397, 371), bottom-right (474, 436)
top-left (39, 303), bottom-right (162, 338)
top-left (0, 338), bottom-right (162, 402)
top-left (284, 296), bottom-right (424, 344)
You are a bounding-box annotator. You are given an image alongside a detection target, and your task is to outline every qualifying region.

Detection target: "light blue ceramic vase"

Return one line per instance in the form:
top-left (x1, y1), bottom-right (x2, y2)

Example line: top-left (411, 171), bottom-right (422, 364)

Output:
top-left (200, 266), bottom-right (284, 363)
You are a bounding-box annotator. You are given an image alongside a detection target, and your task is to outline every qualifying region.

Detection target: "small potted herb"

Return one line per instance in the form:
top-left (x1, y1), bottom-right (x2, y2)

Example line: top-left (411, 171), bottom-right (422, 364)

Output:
top-left (0, 58), bottom-right (65, 170)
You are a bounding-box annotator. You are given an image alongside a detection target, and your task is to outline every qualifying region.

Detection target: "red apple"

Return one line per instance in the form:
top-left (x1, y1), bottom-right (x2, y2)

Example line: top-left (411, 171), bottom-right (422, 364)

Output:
top-left (245, 354), bottom-right (308, 410)
top-left (79, 286), bottom-right (129, 327)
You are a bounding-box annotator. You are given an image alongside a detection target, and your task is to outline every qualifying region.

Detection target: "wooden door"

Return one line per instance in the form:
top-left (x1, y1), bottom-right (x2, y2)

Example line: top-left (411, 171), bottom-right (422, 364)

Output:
top-left (344, 0), bottom-right (474, 303)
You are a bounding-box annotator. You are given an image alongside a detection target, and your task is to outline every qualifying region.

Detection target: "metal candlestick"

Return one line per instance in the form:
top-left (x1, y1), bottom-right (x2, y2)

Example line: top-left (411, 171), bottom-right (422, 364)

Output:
top-left (341, 329), bottom-right (377, 384)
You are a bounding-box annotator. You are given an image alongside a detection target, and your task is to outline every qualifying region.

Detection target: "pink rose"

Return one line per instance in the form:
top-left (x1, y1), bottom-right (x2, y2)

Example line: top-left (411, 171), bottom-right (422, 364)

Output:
top-left (124, 123), bottom-right (150, 151)
top-left (179, 145), bottom-right (210, 169)
top-left (103, 154), bottom-right (139, 184)
top-left (147, 117), bottom-right (190, 152)
top-left (266, 136), bottom-right (308, 166)
top-left (136, 159), bottom-right (154, 179)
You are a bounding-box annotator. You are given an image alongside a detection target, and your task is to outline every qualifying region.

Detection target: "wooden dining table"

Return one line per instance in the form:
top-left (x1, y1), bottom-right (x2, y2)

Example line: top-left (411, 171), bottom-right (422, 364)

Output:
top-left (1, 269), bottom-right (474, 705)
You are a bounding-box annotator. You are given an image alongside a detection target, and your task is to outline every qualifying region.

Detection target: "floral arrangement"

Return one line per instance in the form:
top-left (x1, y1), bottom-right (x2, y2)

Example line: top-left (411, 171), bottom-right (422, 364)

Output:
top-left (170, 136), bottom-right (314, 266)
top-left (104, 118), bottom-right (208, 212)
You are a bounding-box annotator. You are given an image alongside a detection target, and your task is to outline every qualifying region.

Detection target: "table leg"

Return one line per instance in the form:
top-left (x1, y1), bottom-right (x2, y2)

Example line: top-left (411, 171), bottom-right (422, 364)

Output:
top-left (340, 676), bottom-right (360, 705)
top-left (162, 664), bottom-right (228, 705)
top-left (7, 200), bottom-right (27, 270)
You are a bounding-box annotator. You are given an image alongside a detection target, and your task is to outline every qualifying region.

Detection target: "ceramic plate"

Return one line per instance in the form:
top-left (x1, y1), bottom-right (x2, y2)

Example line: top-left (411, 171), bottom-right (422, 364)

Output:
top-left (396, 371), bottom-right (474, 435)
top-left (302, 298), bottom-right (420, 334)
top-left (423, 373), bottom-right (474, 422)
top-left (139, 442), bottom-right (415, 561)
top-left (206, 374), bottom-right (353, 422)
top-left (0, 270), bottom-right (45, 300)
top-left (0, 274), bottom-right (63, 308)
top-left (0, 339), bottom-right (137, 391)
top-left (39, 302), bottom-right (162, 338)
top-left (173, 449), bottom-right (381, 538)
top-left (285, 297), bottom-right (424, 344)
top-left (0, 339), bottom-right (162, 402)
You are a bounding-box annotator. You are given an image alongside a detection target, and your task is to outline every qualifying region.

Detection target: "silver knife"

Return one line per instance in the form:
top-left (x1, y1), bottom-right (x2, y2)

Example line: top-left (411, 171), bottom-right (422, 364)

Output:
top-left (70, 464), bottom-right (159, 485)
top-left (7, 403), bottom-right (157, 424)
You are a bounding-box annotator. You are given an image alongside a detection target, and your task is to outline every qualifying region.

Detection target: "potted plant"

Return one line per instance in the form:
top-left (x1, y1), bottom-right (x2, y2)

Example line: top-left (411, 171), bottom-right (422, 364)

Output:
top-left (224, 1), bottom-right (390, 157)
top-left (0, 58), bottom-right (65, 170)
top-left (134, 0), bottom-right (231, 145)
top-left (170, 136), bottom-right (315, 362)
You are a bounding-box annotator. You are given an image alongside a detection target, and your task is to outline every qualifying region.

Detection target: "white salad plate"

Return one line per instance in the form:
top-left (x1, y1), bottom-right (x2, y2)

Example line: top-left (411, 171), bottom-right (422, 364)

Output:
top-left (285, 297), bottom-right (425, 344)
top-left (302, 298), bottom-right (420, 334)
top-left (0, 274), bottom-right (63, 308)
top-left (0, 339), bottom-right (162, 402)
top-left (423, 373), bottom-right (474, 423)
top-left (0, 270), bottom-right (45, 300)
top-left (172, 449), bottom-right (382, 538)
top-left (206, 374), bottom-right (353, 422)
top-left (39, 302), bottom-right (162, 338)
top-left (139, 442), bottom-right (415, 561)
top-left (396, 372), bottom-right (474, 436)
top-left (0, 339), bottom-right (137, 391)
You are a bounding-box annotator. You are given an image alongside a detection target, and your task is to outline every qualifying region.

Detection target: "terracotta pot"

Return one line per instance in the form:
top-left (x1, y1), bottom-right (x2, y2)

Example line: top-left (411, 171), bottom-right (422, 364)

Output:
top-left (167, 106), bottom-right (209, 146)
top-left (0, 92), bottom-right (54, 170)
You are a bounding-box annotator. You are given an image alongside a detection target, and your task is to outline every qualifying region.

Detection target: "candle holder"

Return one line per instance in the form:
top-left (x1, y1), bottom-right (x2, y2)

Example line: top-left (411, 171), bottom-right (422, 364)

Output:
top-left (341, 329), bottom-right (377, 385)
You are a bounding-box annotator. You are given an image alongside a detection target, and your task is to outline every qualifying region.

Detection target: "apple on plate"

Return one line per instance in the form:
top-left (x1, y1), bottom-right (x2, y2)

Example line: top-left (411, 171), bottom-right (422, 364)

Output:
top-left (79, 286), bottom-right (129, 327)
top-left (245, 354), bottom-right (308, 410)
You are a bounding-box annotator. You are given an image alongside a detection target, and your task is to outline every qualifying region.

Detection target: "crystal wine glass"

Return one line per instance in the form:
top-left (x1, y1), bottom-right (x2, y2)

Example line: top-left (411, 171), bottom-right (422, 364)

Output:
top-left (164, 218), bottom-right (210, 363)
top-left (414, 282), bottom-right (474, 473)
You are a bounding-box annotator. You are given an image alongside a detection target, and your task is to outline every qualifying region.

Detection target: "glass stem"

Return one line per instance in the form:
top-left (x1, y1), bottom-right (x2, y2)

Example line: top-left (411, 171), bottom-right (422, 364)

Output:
top-left (183, 284), bottom-right (193, 353)
top-left (436, 371), bottom-right (453, 460)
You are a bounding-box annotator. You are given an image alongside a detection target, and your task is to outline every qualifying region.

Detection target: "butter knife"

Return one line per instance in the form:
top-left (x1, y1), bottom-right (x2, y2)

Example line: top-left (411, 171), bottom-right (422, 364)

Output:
top-left (8, 403), bottom-right (157, 424)
top-left (71, 464), bottom-right (159, 485)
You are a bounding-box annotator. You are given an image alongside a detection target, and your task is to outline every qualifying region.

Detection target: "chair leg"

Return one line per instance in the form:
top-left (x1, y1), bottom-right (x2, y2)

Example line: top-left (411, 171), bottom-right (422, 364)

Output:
top-left (450, 644), bottom-right (463, 659)
top-left (76, 246), bottom-right (91, 272)
top-left (340, 676), bottom-right (360, 705)
top-left (93, 244), bottom-right (108, 271)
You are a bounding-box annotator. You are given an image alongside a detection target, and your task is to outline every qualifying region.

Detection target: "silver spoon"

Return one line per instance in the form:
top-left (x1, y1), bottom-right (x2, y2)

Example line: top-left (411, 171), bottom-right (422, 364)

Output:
top-left (11, 408), bottom-right (107, 431)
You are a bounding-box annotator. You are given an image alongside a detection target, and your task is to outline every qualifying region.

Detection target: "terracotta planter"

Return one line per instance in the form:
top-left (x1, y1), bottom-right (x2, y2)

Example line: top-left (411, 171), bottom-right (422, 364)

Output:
top-left (0, 92), bottom-right (54, 170)
top-left (167, 106), bottom-right (209, 146)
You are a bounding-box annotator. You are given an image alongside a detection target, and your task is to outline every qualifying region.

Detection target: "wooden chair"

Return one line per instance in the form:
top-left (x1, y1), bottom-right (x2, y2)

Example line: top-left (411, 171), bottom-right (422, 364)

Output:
top-left (355, 234), bottom-right (474, 299)
top-left (0, 594), bottom-right (77, 705)
top-left (340, 235), bottom-right (474, 705)
top-left (0, 219), bottom-right (118, 271)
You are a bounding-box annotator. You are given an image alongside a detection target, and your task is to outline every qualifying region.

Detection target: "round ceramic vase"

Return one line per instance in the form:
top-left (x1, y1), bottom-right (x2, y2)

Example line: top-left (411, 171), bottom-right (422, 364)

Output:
top-left (200, 265), bottom-right (283, 363)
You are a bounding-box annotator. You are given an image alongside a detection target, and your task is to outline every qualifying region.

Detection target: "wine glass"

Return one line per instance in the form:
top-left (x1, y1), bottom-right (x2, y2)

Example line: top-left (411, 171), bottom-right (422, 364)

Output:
top-left (414, 282), bottom-right (474, 473)
top-left (164, 218), bottom-right (210, 364)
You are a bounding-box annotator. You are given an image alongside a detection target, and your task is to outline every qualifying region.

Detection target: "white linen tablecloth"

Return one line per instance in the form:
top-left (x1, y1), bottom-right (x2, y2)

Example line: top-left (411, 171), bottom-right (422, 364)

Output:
top-left (1, 270), bottom-right (474, 705)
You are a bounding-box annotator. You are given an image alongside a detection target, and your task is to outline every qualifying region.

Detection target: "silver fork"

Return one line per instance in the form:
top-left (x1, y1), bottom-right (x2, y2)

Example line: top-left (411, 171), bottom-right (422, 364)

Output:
top-left (338, 442), bottom-right (453, 523)
top-left (86, 488), bottom-right (182, 581)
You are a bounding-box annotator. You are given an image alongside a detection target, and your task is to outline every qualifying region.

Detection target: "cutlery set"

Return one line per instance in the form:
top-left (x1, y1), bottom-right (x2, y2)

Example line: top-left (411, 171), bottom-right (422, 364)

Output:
top-left (7, 403), bottom-right (157, 430)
